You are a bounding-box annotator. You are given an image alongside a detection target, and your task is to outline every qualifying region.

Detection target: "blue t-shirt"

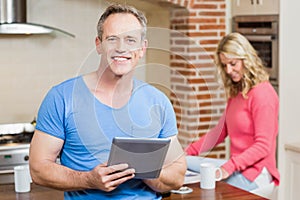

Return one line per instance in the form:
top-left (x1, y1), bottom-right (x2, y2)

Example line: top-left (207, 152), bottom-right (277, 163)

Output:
top-left (36, 76), bottom-right (177, 200)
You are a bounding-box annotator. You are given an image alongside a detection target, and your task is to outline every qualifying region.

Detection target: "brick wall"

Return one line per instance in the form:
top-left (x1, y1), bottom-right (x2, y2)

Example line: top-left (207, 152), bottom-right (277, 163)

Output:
top-left (166, 0), bottom-right (227, 158)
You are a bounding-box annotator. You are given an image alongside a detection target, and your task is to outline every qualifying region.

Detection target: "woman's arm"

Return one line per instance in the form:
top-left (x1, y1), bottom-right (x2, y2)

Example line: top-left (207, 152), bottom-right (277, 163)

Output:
top-left (185, 111), bottom-right (228, 156)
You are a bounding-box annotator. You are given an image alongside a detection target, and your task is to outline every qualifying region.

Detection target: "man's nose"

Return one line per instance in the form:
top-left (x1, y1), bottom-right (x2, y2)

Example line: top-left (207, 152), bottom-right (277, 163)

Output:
top-left (116, 39), bottom-right (126, 52)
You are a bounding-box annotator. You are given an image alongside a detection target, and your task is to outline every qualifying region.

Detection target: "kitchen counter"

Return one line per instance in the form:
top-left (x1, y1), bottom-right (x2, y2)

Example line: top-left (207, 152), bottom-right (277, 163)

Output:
top-left (1, 182), bottom-right (266, 200)
top-left (0, 183), bottom-right (63, 200)
top-left (285, 142), bottom-right (300, 153)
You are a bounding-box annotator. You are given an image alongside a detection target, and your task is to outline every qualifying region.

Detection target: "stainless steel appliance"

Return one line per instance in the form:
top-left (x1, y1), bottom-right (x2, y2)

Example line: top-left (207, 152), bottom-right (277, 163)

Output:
top-left (0, 0), bottom-right (75, 37)
top-left (0, 123), bottom-right (34, 184)
top-left (232, 15), bottom-right (279, 92)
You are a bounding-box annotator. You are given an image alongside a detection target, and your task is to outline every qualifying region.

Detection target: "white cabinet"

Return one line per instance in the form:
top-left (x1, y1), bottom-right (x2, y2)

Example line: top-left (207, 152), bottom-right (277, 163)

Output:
top-left (285, 143), bottom-right (300, 200)
top-left (232, 0), bottom-right (279, 16)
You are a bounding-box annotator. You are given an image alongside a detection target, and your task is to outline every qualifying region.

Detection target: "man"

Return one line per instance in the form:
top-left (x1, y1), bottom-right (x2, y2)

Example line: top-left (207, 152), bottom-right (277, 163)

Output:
top-left (29, 4), bottom-right (186, 199)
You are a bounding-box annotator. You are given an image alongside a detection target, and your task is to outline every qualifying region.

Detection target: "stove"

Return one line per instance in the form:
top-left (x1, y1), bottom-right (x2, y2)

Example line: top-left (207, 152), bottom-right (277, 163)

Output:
top-left (0, 123), bottom-right (34, 184)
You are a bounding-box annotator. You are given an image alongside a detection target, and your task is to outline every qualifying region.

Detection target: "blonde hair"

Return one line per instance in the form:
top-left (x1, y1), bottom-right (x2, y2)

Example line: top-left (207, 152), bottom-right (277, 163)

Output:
top-left (215, 32), bottom-right (269, 98)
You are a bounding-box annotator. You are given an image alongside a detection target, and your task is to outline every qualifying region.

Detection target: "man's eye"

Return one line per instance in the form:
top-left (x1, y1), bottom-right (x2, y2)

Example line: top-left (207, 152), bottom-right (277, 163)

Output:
top-left (126, 38), bottom-right (137, 44)
top-left (107, 37), bottom-right (117, 42)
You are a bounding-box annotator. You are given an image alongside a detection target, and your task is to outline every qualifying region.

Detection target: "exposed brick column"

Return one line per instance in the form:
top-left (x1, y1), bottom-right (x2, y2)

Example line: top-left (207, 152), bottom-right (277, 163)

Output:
top-left (168, 0), bottom-right (227, 158)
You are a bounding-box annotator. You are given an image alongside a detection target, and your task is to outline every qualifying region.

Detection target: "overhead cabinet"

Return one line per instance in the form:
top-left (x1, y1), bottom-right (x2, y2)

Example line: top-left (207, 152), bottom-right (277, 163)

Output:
top-left (232, 0), bottom-right (279, 16)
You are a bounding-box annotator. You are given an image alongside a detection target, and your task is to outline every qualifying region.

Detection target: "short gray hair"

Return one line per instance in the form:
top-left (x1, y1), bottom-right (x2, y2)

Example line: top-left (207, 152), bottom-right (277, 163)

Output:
top-left (97, 4), bottom-right (147, 41)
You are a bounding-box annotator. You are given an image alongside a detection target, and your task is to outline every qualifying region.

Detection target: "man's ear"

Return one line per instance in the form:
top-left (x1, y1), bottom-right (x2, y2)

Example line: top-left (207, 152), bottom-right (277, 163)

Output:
top-left (139, 39), bottom-right (148, 58)
top-left (95, 37), bottom-right (102, 54)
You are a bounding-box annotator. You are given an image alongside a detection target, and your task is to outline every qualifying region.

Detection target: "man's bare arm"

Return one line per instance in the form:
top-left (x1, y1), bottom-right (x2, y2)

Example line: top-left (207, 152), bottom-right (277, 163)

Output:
top-left (143, 135), bottom-right (187, 192)
top-left (29, 130), bottom-right (135, 191)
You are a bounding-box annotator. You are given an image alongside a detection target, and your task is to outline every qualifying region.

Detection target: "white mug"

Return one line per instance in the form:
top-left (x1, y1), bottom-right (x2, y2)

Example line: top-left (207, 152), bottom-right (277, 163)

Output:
top-left (14, 165), bottom-right (31, 193)
top-left (199, 162), bottom-right (222, 189)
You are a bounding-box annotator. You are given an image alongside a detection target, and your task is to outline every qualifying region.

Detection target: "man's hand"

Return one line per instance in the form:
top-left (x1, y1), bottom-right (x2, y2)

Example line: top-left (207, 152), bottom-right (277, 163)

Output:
top-left (88, 163), bottom-right (135, 192)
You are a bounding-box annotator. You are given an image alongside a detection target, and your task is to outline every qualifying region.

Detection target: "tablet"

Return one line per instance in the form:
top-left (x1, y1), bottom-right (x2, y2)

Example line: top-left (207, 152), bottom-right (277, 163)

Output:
top-left (107, 137), bottom-right (171, 179)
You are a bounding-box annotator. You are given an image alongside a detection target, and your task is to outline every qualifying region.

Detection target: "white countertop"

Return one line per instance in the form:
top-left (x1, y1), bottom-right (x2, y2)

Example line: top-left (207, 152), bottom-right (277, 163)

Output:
top-left (285, 142), bottom-right (300, 153)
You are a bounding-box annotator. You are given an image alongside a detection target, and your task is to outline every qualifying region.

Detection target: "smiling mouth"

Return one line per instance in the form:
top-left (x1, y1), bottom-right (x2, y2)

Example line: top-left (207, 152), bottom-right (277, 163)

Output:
top-left (112, 56), bottom-right (131, 61)
top-left (231, 74), bottom-right (237, 79)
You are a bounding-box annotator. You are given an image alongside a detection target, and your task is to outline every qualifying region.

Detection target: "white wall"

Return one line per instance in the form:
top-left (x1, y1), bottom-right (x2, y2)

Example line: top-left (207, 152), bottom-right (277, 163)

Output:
top-left (278, 0), bottom-right (300, 199)
top-left (145, 12), bottom-right (170, 97)
top-left (0, 0), bottom-right (109, 123)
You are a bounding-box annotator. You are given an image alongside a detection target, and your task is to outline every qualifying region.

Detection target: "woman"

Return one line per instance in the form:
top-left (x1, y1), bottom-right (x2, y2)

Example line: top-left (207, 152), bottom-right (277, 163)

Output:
top-left (185, 32), bottom-right (279, 199)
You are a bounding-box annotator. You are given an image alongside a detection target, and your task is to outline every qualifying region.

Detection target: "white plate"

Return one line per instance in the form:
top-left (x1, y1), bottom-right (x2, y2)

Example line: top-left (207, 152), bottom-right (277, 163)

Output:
top-left (171, 186), bottom-right (193, 194)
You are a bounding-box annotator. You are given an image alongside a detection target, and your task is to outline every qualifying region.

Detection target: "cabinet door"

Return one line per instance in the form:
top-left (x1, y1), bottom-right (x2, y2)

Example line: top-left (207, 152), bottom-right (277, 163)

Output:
top-left (286, 150), bottom-right (300, 200)
top-left (231, 0), bottom-right (279, 16)
top-left (255, 0), bottom-right (279, 15)
top-left (232, 0), bottom-right (256, 16)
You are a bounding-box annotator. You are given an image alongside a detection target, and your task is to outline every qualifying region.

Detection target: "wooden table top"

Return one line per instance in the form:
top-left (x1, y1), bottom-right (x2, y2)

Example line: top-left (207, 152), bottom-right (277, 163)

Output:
top-left (0, 183), bottom-right (63, 200)
top-left (0, 181), bottom-right (266, 200)
top-left (165, 182), bottom-right (267, 200)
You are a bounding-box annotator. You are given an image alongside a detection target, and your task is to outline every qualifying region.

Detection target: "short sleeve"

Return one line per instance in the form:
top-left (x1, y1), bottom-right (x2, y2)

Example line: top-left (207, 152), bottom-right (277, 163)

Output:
top-left (35, 87), bottom-right (66, 140)
top-left (159, 97), bottom-right (178, 138)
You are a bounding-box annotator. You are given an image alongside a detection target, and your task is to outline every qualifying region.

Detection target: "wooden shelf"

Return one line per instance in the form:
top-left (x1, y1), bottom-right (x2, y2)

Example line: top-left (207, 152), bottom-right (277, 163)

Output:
top-left (285, 143), bottom-right (300, 153)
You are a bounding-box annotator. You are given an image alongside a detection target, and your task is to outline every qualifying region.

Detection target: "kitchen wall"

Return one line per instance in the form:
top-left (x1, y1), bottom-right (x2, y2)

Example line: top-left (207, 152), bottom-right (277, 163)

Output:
top-left (277, 0), bottom-right (300, 199)
top-left (0, 0), bottom-right (105, 123)
top-left (0, 0), bottom-right (170, 123)
top-left (166, 1), bottom-right (227, 158)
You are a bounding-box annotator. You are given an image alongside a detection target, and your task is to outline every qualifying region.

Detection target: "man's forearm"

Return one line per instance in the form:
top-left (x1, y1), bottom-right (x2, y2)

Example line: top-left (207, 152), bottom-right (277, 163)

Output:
top-left (30, 161), bottom-right (91, 191)
top-left (143, 155), bottom-right (186, 193)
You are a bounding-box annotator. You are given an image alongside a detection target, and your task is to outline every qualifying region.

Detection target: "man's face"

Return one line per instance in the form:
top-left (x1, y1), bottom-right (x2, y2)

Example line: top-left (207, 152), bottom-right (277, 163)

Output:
top-left (98, 13), bottom-right (146, 76)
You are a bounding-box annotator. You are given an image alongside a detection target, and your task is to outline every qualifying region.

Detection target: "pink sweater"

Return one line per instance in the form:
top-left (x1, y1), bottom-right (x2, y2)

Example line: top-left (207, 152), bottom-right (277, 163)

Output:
top-left (186, 81), bottom-right (280, 185)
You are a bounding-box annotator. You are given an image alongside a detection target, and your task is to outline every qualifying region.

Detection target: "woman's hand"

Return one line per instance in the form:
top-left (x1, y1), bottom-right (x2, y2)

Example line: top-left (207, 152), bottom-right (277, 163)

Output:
top-left (219, 166), bottom-right (230, 180)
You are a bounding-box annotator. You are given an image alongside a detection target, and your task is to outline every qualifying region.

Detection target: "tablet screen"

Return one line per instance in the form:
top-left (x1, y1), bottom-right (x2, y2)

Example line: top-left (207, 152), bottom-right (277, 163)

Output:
top-left (107, 137), bottom-right (171, 179)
